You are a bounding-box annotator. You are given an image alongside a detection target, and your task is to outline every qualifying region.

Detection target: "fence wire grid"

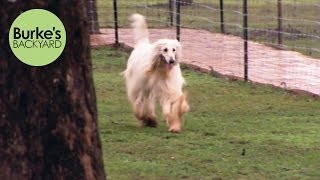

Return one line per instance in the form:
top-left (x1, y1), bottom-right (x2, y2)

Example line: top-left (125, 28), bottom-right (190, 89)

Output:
top-left (94, 0), bottom-right (320, 95)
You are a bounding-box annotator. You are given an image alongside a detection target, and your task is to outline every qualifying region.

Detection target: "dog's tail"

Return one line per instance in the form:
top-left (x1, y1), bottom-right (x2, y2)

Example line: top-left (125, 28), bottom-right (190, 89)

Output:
top-left (130, 14), bottom-right (149, 45)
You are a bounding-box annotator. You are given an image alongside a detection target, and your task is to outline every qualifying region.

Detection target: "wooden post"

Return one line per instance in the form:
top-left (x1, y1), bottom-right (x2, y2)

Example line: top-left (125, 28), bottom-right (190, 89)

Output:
top-left (169, 0), bottom-right (174, 26)
top-left (243, 0), bottom-right (248, 81)
top-left (113, 0), bottom-right (119, 45)
top-left (277, 0), bottom-right (283, 48)
top-left (176, 0), bottom-right (181, 41)
top-left (220, 0), bottom-right (225, 33)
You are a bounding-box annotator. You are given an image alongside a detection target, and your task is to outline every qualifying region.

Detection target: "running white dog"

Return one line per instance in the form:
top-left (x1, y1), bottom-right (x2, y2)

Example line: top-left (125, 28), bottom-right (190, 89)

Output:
top-left (123, 14), bottom-right (189, 133)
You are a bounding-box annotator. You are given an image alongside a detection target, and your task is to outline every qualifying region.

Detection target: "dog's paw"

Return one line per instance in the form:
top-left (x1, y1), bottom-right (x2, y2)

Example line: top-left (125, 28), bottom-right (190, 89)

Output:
top-left (141, 117), bottom-right (158, 128)
top-left (168, 125), bottom-right (182, 133)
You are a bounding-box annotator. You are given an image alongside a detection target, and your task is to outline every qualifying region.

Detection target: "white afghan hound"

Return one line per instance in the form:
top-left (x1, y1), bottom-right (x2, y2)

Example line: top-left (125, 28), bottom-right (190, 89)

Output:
top-left (122, 14), bottom-right (189, 133)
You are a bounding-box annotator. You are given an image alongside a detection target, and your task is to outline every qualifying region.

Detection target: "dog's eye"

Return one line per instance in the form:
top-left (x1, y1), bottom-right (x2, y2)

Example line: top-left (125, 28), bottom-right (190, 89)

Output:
top-left (173, 48), bottom-right (176, 52)
top-left (164, 48), bottom-right (168, 52)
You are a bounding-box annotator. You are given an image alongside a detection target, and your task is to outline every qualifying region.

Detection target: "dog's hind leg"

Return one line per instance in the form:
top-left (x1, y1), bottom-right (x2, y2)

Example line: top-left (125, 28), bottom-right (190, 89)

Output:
top-left (142, 95), bottom-right (157, 127)
top-left (133, 93), bottom-right (157, 127)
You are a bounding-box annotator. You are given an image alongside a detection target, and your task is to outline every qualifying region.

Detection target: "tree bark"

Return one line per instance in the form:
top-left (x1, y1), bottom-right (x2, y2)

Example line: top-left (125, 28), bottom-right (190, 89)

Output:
top-left (0, 0), bottom-right (106, 180)
top-left (87, 0), bottom-right (100, 34)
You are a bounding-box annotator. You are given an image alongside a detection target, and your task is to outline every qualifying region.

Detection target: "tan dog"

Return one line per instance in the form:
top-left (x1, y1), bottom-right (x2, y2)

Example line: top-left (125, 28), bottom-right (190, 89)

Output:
top-left (122, 14), bottom-right (189, 133)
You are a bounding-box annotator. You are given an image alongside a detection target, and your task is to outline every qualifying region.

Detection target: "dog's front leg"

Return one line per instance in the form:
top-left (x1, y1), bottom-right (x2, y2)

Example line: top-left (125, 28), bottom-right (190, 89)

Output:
top-left (161, 94), bottom-right (189, 133)
top-left (162, 100), bottom-right (182, 133)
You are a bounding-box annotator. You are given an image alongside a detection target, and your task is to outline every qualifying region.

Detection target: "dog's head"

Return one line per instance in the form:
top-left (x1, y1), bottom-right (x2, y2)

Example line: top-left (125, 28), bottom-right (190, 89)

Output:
top-left (152, 39), bottom-right (182, 70)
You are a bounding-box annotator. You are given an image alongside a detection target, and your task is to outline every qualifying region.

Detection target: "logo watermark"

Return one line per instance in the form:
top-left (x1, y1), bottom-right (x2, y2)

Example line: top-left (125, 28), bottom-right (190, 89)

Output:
top-left (9, 9), bottom-right (66, 66)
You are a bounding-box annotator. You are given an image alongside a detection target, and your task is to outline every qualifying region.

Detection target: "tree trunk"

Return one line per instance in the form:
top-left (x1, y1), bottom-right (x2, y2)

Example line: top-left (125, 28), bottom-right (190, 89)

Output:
top-left (0, 1), bottom-right (106, 180)
top-left (87, 0), bottom-right (100, 34)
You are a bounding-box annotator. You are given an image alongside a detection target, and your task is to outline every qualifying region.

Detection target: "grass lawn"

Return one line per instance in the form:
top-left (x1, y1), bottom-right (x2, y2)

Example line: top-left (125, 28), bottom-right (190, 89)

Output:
top-left (92, 47), bottom-right (320, 179)
top-left (97, 0), bottom-right (320, 58)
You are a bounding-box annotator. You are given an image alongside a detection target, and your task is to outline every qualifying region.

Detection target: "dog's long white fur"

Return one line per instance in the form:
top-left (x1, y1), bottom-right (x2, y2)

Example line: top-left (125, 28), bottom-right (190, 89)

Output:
top-left (123, 14), bottom-right (189, 133)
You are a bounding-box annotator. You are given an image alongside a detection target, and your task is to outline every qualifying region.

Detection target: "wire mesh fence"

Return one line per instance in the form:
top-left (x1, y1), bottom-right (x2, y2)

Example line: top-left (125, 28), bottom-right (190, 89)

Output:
top-left (94, 0), bottom-right (320, 95)
top-left (96, 0), bottom-right (320, 58)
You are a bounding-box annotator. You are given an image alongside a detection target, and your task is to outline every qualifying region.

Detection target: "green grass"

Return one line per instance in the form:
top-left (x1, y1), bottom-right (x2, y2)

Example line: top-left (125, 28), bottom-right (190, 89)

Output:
top-left (93, 47), bottom-right (320, 179)
top-left (97, 0), bottom-right (320, 58)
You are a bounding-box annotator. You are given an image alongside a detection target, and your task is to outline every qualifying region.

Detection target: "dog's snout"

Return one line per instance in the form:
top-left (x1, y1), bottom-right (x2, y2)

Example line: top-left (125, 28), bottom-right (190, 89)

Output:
top-left (169, 58), bottom-right (175, 64)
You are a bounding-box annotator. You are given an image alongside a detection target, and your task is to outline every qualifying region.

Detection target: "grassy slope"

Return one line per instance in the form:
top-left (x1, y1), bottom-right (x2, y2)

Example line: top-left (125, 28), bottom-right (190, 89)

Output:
top-left (93, 47), bottom-right (320, 179)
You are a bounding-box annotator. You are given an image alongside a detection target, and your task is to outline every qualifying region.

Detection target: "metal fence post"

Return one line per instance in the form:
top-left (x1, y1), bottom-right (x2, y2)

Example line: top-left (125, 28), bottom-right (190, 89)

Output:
top-left (219, 0), bottom-right (225, 33)
top-left (113, 0), bottom-right (119, 46)
top-left (169, 0), bottom-right (174, 26)
top-left (277, 0), bottom-right (283, 48)
top-left (176, 0), bottom-right (181, 41)
top-left (243, 0), bottom-right (248, 81)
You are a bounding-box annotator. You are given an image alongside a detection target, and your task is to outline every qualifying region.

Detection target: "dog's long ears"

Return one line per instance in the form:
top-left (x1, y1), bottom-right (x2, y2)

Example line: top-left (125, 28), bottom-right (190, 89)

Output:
top-left (150, 41), bottom-right (164, 61)
top-left (146, 54), bottom-right (162, 75)
top-left (152, 39), bottom-right (166, 50)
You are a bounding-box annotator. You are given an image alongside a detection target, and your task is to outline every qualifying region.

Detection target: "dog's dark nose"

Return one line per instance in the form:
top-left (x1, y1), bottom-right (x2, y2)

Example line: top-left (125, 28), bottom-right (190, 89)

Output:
top-left (169, 59), bottom-right (175, 64)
